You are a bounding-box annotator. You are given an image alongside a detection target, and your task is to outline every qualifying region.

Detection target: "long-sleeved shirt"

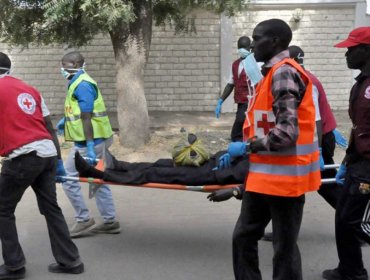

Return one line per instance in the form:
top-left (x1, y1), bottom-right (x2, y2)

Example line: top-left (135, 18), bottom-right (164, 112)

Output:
top-left (258, 50), bottom-right (307, 151)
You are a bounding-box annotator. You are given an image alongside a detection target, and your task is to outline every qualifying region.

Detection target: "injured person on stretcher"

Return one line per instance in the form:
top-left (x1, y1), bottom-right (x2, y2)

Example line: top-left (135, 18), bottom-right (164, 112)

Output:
top-left (74, 150), bottom-right (248, 187)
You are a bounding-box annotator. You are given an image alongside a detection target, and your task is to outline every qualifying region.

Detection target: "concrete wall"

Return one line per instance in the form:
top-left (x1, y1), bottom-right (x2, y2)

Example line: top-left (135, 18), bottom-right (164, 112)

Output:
top-left (0, 2), bottom-right (367, 114)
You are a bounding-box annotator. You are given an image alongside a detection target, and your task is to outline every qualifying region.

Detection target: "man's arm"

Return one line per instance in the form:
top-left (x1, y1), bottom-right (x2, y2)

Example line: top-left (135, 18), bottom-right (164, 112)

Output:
top-left (44, 116), bottom-right (62, 160)
top-left (81, 112), bottom-right (94, 142)
top-left (220, 83), bottom-right (234, 101)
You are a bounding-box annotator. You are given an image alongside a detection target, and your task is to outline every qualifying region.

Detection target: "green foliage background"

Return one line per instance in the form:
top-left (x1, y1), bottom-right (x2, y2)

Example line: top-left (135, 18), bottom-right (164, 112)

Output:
top-left (0, 0), bottom-right (248, 47)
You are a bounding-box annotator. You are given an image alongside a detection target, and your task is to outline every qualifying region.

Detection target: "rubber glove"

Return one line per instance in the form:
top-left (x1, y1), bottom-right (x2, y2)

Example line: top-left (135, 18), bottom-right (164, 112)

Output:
top-left (333, 129), bottom-right (348, 149)
top-left (216, 153), bottom-right (231, 170)
top-left (207, 188), bottom-right (234, 202)
top-left (336, 164), bottom-right (346, 186)
top-left (215, 98), bottom-right (223, 119)
top-left (86, 140), bottom-right (97, 166)
top-left (319, 147), bottom-right (325, 171)
top-left (228, 142), bottom-right (248, 158)
top-left (56, 159), bottom-right (67, 183)
top-left (56, 118), bottom-right (65, 136)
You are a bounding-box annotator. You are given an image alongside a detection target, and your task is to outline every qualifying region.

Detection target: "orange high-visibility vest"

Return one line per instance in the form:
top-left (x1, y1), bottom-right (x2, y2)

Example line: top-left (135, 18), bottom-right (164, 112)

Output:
top-left (243, 58), bottom-right (321, 197)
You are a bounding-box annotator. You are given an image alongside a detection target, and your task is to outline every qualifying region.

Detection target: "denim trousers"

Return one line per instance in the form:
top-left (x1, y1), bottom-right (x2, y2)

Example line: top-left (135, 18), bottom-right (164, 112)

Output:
top-left (0, 153), bottom-right (80, 269)
top-left (62, 138), bottom-right (116, 223)
top-left (233, 191), bottom-right (305, 280)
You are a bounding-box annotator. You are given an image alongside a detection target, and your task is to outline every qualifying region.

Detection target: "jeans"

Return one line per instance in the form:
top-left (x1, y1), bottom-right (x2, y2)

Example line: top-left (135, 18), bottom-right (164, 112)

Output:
top-left (0, 153), bottom-right (80, 269)
top-left (233, 191), bottom-right (305, 280)
top-left (231, 103), bottom-right (248, 142)
top-left (62, 138), bottom-right (116, 223)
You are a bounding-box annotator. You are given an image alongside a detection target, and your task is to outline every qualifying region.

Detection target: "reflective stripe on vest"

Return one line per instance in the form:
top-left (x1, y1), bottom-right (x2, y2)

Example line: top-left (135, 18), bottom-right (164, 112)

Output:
top-left (65, 111), bottom-right (108, 122)
top-left (243, 58), bottom-right (321, 197)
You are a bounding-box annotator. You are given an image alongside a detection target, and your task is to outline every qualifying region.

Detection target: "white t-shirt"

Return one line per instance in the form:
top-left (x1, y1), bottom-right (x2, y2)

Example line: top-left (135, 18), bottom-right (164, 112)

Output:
top-left (8, 96), bottom-right (57, 159)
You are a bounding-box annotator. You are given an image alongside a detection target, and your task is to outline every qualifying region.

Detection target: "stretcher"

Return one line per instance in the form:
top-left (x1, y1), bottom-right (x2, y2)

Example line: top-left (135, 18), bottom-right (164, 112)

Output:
top-left (59, 161), bottom-right (339, 198)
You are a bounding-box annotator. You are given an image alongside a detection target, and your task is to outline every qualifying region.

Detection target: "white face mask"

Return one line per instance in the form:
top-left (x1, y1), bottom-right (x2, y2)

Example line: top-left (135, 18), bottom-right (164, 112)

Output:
top-left (241, 52), bottom-right (263, 86)
top-left (60, 63), bottom-right (85, 80)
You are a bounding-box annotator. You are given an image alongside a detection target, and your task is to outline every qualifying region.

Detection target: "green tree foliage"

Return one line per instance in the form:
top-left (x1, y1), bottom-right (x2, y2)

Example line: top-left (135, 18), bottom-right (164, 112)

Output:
top-left (0, 0), bottom-right (247, 147)
top-left (0, 0), bottom-right (248, 47)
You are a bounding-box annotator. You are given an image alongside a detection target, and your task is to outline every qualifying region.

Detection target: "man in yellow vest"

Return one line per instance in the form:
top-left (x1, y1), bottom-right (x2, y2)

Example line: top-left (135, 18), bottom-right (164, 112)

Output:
top-left (217, 19), bottom-right (321, 280)
top-left (58, 51), bottom-right (120, 238)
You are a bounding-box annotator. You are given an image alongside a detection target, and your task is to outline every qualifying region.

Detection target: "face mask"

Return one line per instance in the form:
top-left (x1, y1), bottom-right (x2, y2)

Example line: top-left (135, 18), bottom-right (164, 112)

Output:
top-left (297, 52), bottom-right (304, 67)
top-left (60, 65), bottom-right (84, 80)
top-left (241, 52), bottom-right (263, 86)
top-left (238, 48), bottom-right (250, 58)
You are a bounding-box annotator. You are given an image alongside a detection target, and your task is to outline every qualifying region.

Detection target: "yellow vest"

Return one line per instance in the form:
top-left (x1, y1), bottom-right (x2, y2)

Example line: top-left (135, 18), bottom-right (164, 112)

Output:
top-left (64, 72), bottom-right (113, 141)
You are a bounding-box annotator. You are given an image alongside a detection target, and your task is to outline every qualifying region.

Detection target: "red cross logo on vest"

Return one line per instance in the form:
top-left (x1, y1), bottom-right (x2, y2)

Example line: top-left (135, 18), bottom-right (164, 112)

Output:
top-left (254, 110), bottom-right (275, 138)
top-left (17, 93), bottom-right (36, 115)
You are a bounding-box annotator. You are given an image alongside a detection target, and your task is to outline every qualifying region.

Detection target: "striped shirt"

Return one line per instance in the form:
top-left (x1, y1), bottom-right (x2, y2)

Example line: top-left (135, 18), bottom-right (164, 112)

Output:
top-left (260, 50), bottom-right (307, 151)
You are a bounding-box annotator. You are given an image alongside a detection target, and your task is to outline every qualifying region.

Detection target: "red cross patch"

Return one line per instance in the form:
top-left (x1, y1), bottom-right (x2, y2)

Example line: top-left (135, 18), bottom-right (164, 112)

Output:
top-left (17, 93), bottom-right (36, 115)
top-left (254, 110), bottom-right (275, 138)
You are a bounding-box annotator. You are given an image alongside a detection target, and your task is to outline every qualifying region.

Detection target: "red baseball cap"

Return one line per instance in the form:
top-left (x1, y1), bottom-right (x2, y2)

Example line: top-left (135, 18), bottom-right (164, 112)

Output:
top-left (334, 27), bottom-right (370, 48)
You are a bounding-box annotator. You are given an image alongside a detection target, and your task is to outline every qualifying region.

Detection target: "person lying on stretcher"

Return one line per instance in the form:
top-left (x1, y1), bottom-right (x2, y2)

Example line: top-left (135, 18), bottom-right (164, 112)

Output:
top-left (74, 133), bottom-right (249, 187)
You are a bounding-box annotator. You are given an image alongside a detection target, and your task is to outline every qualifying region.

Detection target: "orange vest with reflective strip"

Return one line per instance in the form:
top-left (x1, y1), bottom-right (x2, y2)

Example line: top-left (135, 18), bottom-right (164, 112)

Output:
top-left (242, 58), bottom-right (321, 197)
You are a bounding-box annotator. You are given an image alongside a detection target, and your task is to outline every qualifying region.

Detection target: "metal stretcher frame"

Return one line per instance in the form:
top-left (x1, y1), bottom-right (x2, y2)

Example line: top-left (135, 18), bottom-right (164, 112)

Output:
top-left (58, 163), bottom-right (339, 197)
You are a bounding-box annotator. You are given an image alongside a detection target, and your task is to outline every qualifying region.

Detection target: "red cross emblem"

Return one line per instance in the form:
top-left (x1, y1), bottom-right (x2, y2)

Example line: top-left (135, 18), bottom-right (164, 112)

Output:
top-left (257, 113), bottom-right (275, 135)
top-left (23, 98), bottom-right (33, 109)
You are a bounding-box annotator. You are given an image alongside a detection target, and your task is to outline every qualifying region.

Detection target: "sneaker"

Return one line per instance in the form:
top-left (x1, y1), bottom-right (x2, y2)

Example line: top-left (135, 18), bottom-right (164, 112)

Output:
top-left (90, 221), bottom-right (121, 234)
top-left (322, 269), bottom-right (345, 280)
top-left (0, 264), bottom-right (25, 280)
top-left (48, 262), bottom-right (84, 274)
top-left (69, 218), bottom-right (96, 238)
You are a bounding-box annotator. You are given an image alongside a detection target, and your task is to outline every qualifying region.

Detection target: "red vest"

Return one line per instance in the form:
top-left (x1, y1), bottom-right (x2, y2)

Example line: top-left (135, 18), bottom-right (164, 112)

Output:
top-left (0, 76), bottom-right (52, 156)
top-left (232, 59), bottom-right (250, 104)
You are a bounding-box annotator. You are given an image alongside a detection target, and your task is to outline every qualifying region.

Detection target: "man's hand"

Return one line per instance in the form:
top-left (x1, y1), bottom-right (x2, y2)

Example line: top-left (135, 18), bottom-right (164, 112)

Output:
top-left (56, 159), bottom-right (66, 183)
top-left (86, 140), bottom-right (97, 166)
top-left (207, 188), bottom-right (234, 202)
top-left (214, 153), bottom-right (231, 170)
top-left (56, 118), bottom-right (65, 136)
top-left (336, 164), bottom-right (347, 186)
top-left (333, 129), bottom-right (348, 149)
top-left (228, 142), bottom-right (248, 158)
top-left (215, 99), bottom-right (223, 119)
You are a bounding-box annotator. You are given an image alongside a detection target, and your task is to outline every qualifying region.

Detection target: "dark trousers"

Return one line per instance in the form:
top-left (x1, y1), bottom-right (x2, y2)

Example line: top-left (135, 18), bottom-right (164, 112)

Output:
top-left (335, 159), bottom-right (370, 280)
top-left (231, 103), bottom-right (248, 142)
top-left (233, 191), bottom-right (305, 280)
top-left (0, 153), bottom-right (80, 270)
top-left (318, 131), bottom-right (342, 209)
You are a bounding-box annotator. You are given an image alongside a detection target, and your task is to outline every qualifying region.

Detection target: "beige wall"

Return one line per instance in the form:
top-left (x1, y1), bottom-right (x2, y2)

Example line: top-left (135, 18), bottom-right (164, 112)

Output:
top-left (0, 5), bottom-right (359, 114)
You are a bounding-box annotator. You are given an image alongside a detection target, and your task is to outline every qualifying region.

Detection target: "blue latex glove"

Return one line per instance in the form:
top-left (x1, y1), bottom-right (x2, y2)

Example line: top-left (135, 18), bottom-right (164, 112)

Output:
top-left (336, 164), bottom-right (347, 186)
top-left (56, 118), bottom-right (65, 136)
top-left (228, 142), bottom-right (248, 158)
top-left (216, 153), bottom-right (231, 170)
top-left (333, 129), bottom-right (348, 149)
top-left (86, 140), bottom-right (97, 166)
top-left (319, 147), bottom-right (325, 171)
top-left (215, 99), bottom-right (223, 119)
top-left (56, 159), bottom-right (66, 183)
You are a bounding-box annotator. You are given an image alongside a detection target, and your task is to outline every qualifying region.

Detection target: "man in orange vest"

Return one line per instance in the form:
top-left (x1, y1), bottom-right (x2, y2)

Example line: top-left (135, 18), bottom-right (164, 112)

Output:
top-left (218, 19), bottom-right (321, 280)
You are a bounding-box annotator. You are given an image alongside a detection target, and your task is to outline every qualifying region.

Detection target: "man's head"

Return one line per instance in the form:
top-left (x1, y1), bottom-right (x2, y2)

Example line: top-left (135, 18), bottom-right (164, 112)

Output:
top-left (335, 27), bottom-right (370, 70)
top-left (61, 51), bottom-right (85, 79)
top-left (251, 19), bottom-right (292, 63)
top-left (288, 45), bottom-right (305, 66)
top-left (0, 52), bottom-right (11, 75)
top-left (237, 36), bottom-right (251, 51)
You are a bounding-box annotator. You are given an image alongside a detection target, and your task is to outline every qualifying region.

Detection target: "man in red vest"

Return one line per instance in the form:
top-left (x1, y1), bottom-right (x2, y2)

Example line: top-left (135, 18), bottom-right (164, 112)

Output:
top-left (215, 36), bottom-right (253, 141)
top-left (323, 26), bottom-right (370, 280)
top-left (0, 52), bottom-right (84, 279)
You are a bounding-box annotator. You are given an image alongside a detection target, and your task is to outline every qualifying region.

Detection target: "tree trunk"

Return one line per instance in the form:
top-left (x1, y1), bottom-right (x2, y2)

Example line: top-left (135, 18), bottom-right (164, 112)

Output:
top-left (109, 0), bottom-right (152, 148)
